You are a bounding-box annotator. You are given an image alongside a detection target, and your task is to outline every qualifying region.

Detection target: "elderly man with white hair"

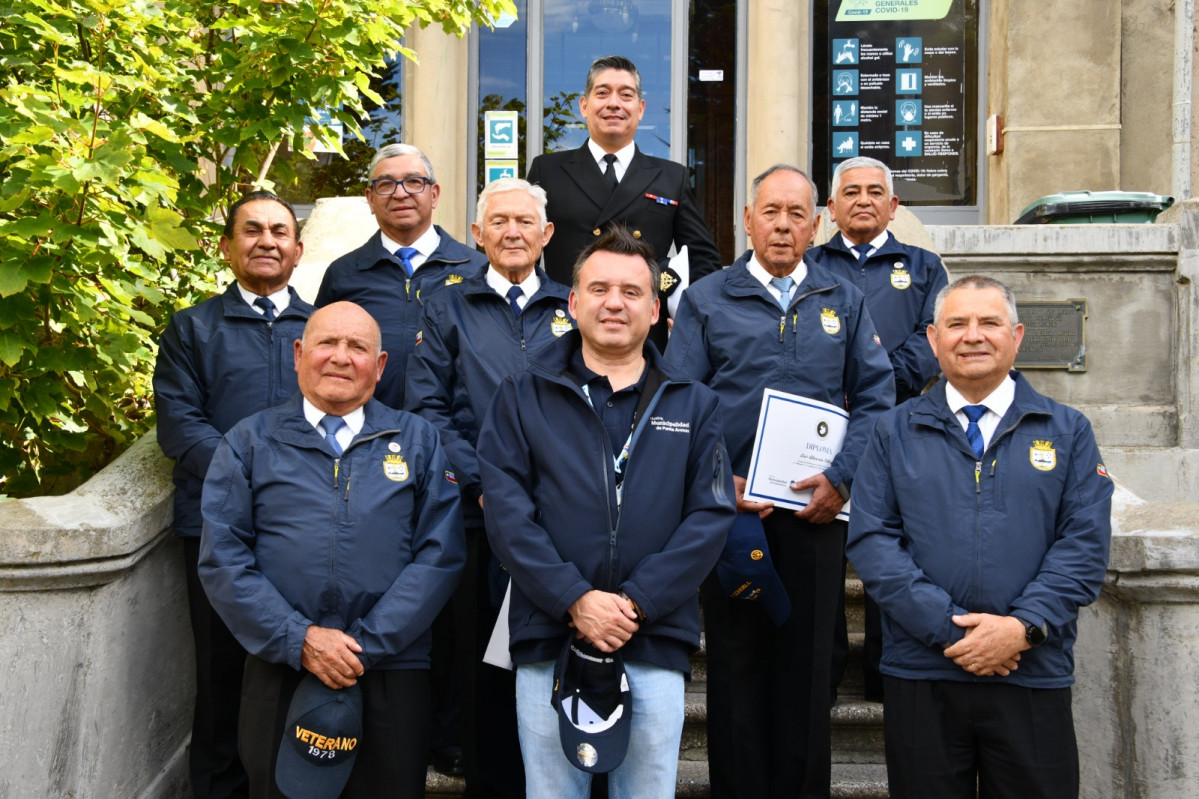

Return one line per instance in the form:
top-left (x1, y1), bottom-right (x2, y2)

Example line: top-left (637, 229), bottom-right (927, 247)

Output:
top-left (405, 177), bottom-right (575, 798)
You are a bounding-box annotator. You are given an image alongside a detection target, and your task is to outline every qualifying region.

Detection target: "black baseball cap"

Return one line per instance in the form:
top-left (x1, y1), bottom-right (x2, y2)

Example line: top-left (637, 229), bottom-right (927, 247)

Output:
top-left (552, 636), bottom-right (632, 774)
top-left (275, 674), bottom-right (363, 799)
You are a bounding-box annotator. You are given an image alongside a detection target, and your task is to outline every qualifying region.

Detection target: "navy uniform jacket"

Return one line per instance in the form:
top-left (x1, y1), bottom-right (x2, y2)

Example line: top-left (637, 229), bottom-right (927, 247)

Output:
top-left (847, 373), bottom-right (1113, 687)
top-left (527, 144), bottom-right (720, 348)
top-left (477, 333), bottom-right (736, 673)
top-left (315, 226), bottom-right (488, 409)
top-left (154, 283), bottom-right (314, 537)
top-left (808, 232), bottom-right (948, 401)
top-left (663, 250), bottom-right (895, 491)
top-left (199, 395), bottom-right (465, 671)
top-left (404, 267), bottom-right (574, 524)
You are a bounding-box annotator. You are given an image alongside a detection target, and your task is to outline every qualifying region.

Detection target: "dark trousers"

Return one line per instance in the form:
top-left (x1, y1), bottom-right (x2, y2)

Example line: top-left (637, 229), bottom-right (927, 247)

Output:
top-left (703, 515), bottom-right (845, 799)
top-left (457, 525), bottom-right (525, 798)
top-left (239, 657), bottom-right (431, 799)
top-left (883, 677), bottom-right (1079, 799)
top-left (183, 536), bottom-right (249, 799)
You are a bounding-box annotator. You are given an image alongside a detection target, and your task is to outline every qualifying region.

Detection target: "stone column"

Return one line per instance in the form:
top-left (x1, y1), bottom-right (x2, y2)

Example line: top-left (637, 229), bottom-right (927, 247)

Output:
top-left (745, 0), bottom-right (810, 189)
top-left (403, 26), bottom-right (472, 243)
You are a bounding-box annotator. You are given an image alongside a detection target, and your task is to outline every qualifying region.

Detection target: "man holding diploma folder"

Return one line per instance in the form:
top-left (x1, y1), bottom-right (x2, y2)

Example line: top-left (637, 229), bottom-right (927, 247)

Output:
top-left (664, 164), bottom-right (894, 798)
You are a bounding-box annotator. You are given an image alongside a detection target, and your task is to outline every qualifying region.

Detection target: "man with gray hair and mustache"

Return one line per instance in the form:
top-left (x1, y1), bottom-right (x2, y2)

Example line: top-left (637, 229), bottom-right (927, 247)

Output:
top-left (406, 177), bottom-right (575, 798)
top-left (316, 143), bottom-right (488, 410)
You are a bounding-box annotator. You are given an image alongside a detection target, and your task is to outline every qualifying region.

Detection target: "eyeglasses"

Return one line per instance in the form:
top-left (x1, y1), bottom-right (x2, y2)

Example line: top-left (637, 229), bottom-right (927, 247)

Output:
top-left (370, 176), bottom-right (434, 196)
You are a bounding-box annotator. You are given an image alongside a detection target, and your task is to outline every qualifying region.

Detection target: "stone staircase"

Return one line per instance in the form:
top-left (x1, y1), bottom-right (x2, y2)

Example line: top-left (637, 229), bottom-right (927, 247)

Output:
top-left (425, 568), bottom-right (888, 797)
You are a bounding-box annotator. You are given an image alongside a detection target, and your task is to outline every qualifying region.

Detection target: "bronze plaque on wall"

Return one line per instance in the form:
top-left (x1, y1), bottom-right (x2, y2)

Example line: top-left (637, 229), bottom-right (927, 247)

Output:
top-left (1015, 300), bottom-right (1088, 371)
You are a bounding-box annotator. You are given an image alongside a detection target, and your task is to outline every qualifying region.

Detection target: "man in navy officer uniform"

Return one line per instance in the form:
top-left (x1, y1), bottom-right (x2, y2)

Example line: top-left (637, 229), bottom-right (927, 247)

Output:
top-left (527, 55), bottom-right (721, 350)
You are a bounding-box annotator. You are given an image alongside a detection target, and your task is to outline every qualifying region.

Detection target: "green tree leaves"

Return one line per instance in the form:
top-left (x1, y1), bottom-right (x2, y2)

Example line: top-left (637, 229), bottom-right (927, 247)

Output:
top-left (0, 0), bottom-right (514, 496)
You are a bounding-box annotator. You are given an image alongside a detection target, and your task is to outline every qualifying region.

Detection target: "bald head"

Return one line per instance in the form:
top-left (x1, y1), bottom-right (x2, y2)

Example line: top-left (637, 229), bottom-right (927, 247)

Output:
top-left (295, 302), bottom-right (387, 415)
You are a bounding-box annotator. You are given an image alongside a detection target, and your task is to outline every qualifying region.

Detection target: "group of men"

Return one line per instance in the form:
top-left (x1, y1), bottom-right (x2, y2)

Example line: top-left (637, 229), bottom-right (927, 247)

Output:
top-left (156, 52), bottom-right (1112, 799)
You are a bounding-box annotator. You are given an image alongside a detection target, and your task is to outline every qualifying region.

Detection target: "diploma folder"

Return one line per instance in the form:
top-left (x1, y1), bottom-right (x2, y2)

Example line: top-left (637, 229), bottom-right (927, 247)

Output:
top-left (744, 388), bottom-right (851, 522)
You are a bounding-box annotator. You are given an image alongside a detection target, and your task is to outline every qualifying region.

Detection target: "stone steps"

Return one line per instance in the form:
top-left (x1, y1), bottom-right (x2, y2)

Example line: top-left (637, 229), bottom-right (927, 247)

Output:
top-left (426, 574), bottom-right (890, 797)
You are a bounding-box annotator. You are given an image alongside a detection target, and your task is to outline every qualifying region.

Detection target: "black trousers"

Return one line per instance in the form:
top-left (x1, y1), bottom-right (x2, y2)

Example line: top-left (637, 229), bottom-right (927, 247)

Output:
top-left (883, 677), bottom-right (1079, 799)
top-left (703, 515), bottom-right (845, 799)
top-left (239, 657), bottom-right (431, 799)
top-left (456, 525), bottom-right (525, 799)
top-left (183, 536), bottom-right (249, 799)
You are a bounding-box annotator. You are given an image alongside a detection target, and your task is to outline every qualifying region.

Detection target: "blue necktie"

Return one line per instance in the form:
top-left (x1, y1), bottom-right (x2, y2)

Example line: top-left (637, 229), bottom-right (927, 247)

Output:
top-left (768, 276), bottom-right (794, 310)
top-left (856, 247), bottom-right (871, 267)
top-left (963, 405), bottom-right (987, 459)
top-left (397, 246), bottom-right (419, 277)
top-left (319, 415), bottom-right (346, 456)
top-left (506, 285), bottom-right (523, 316)
top-left (253, 296), bottom-right (276, 322)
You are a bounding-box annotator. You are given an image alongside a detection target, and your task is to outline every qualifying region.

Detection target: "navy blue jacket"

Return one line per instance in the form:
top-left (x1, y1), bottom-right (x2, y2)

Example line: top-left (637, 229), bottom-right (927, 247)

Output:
top-left (808, 232), bottom-right (948, 401)
top-left (154, 283), bottom-right (313, 537)
top-left (477, 333), bottom-right (736, 673)
top-left (315, 227), bottom-right (488, 408)
top-left (847, 373), bottom-right (1113, 687)
top-left (663, 251), bottom-right (895, 489)
top-left (404, 268), bottom-right (574, 523)
top-left (199, 394), bottom-right (465, 671)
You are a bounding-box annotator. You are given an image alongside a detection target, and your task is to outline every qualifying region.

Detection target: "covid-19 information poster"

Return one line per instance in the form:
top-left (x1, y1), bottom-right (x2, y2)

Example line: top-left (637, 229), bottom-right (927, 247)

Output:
top-left (813, 0), bottom-right (979, 206)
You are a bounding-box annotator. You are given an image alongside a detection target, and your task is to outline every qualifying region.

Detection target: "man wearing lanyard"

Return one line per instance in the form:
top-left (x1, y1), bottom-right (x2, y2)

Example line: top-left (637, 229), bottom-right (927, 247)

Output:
top-left (477, 225), bottom-right (735, 797)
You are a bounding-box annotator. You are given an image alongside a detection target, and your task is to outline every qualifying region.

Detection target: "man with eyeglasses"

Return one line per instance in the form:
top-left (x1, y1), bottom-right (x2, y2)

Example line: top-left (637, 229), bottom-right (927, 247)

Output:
top-left (316, 143), bottom-right (488, 410)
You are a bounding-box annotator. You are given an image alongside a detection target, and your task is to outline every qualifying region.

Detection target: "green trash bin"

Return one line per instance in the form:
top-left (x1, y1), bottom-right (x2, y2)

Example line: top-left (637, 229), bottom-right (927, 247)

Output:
top-left (1014, 190), bottom-right (1175, 224)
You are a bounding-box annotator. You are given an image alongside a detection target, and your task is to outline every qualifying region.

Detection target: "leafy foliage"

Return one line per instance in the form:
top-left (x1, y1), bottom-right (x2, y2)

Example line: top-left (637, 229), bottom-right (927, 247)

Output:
top-left (0, 0), bottom-right (513, 497)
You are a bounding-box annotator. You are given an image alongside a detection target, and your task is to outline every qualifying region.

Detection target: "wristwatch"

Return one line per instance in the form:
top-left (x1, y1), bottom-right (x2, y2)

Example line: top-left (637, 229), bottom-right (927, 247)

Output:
top-left (1016, 617), bottom-right (1048, 647)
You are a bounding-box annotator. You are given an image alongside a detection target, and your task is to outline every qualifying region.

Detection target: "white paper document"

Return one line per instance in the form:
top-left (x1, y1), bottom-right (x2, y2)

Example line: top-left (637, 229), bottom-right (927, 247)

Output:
top-left (483, 581), bottom-right (515, 670)
top-left (745, 388), bottom-right (851, 522)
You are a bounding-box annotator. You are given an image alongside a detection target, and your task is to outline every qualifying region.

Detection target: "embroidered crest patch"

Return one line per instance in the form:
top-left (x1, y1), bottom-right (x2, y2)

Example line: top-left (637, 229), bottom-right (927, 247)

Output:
top-left (1029, 440), bottom-right (1057, 472)
top-left (820, 307), bottom-right (841, 335)
top-left (383, 453), bottom-right (410, 482)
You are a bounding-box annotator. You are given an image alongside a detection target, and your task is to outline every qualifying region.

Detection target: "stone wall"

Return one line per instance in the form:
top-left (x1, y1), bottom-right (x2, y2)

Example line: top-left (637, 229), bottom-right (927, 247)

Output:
top-left (0, 432), bottom-right (192, 798)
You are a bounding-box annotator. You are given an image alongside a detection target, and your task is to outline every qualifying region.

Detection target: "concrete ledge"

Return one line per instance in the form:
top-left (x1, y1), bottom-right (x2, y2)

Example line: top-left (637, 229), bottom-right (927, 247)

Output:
top-left (0, 430), bottom-right (192, 798)
top-left (929, 223), bottom-right (1178, 256)
top-left (0, 430), bottom-right (174, 567)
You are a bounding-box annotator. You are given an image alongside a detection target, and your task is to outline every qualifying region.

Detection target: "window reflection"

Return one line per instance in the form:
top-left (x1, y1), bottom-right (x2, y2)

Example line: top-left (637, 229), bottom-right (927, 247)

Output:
top-left (543, 0), bottom-right (671, 157)
top-left (275, 56), bottom-right (405, 216)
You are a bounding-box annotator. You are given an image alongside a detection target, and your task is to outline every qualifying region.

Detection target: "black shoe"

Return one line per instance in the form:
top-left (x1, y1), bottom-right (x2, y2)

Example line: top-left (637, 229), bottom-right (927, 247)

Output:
top-left (430, 745), bottom-right (465, 778)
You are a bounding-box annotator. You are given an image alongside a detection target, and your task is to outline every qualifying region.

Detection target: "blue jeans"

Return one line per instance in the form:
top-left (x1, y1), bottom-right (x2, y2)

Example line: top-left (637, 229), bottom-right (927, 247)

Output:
top-left (515, 657), bottom-right (684, 798)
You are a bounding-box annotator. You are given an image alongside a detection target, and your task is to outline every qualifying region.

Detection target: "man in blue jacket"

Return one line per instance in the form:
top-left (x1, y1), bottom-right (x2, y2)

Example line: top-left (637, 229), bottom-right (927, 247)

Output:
top-left (478, 225), bottom-right (735, 797)
top-left (199, 301), bottom-right (464, 798)
top-left (847, 276), bottom-right (1113, 798)
top-left (808, 156), bottom-right (949, 702)
top-left (154, 191), bottom-right (313, 799)
top-left (405, 177), bottom-right (574, 798)
top-left (664, 164), bottom-right (894, 798)
top-left (316, 143), bottom-right (488, 409)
